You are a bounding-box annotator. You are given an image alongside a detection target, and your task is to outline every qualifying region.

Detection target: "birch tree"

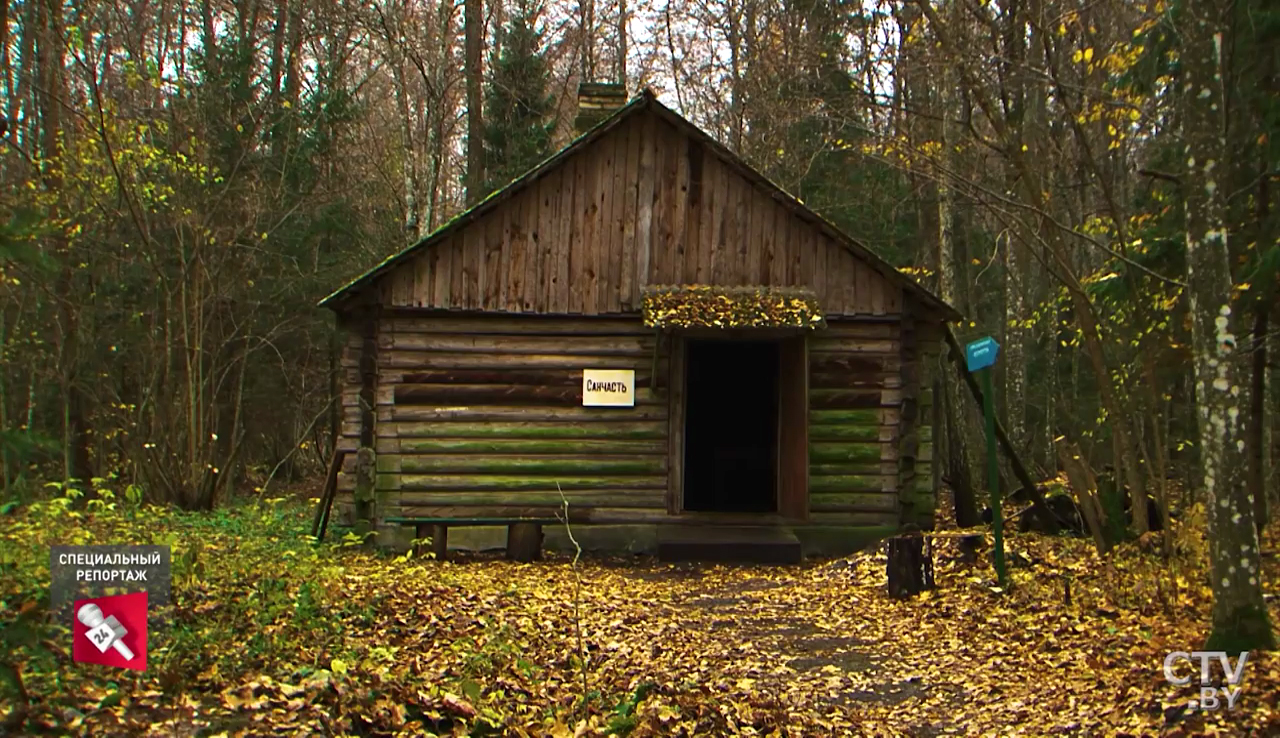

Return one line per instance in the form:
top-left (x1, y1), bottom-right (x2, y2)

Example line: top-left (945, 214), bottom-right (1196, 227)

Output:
top-left (1179, 0), bottom-right (1276, 650)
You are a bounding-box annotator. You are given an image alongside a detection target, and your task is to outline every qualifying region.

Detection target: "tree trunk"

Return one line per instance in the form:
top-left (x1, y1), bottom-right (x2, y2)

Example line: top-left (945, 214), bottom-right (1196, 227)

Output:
top-left (1056, 439), bottom-right (1110, 555)
top-left (935, 63), bottom-right (979, 527)
top-left (886, 534), bottom-right (934, 599)
top-left (999, 0), bottom-right (1028, 460)
top-left (616, 0), bottom-right (627, 89)
top-left (943, 354), bottom-right (980, 527)
top-left (464, 0), bottom-right (485, 205)
top-left (37, 0), bottom-right (92, 487)
top-left (1181, 0), bottom-right (1275, 651)
top-left (1248, 308), bottom-right (1269, 536)
top-left (1004, 235), bottom-right (1027, 457)
top-left (1267, 318), bottom-right (1277, 537)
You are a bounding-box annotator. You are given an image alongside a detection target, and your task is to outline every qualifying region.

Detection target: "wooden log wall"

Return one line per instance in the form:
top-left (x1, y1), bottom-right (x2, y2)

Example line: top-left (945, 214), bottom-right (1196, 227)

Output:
top-left (379, 112), bottom-right (904, 319)
top-left (914, 324), bottom-right (941, 526)
top-left (807, 320), bottom-right (910, 527)
top-left (332, 312), bottom-right (942, 530)
top-left (896, 307), bottom-right (940, 529)
top-left (334, 328), bottom-right (367, 526)
top-left (359, 313), bottom-right (669, 521)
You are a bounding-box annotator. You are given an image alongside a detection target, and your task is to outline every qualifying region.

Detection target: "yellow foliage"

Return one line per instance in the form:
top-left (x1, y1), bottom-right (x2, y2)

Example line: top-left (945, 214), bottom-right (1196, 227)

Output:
top-left (3, 495), bottom-right (1277, 735)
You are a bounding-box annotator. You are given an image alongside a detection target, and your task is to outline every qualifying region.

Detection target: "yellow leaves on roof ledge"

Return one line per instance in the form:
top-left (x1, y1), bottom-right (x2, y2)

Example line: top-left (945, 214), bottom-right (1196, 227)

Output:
top-left (641, 284), bottom-right (827, 330)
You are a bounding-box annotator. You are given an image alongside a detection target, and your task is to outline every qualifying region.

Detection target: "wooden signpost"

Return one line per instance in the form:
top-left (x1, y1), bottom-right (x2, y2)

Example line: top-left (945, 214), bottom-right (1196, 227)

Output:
top-left (965, 336), bottom-right (1006, 589)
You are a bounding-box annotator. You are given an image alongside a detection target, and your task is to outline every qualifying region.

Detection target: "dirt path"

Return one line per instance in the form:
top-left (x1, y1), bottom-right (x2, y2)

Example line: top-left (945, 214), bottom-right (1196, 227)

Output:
top-left (615, 560), bottom-right (957, 737)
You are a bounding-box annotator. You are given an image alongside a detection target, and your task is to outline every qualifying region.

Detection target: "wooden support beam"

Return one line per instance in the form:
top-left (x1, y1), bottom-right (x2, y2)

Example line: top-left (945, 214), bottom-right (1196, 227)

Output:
top-left (414, 524), bottom-right (450, 557)
top-left (432, 524), bottom-right (449, 561)
top-left (507, 523), bottom-right (543, 562)
top-left (311, 449), bottom-right (348, 541)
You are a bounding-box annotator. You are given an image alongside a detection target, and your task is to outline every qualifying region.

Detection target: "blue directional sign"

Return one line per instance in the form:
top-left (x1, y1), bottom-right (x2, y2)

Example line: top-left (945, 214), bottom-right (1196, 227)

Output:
top-left (965, 336), bottom-right (1000, 372)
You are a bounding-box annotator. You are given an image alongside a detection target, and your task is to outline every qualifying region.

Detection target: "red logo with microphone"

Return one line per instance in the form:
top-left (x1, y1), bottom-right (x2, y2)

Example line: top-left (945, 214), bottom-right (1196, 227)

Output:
top-left (73, 592), bottom-right (148, 671)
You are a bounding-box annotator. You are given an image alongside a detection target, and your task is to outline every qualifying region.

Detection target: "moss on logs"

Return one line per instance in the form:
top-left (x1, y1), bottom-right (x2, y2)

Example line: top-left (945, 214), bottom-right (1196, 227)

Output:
top-left (397, 491), bottom-right (667, 508)
top-left (809, 442), bottom-right (882, 464)
top-left (378, 474), bottom-right (668, 491)
top-left (809, 475), bottom-right (894, 494)
top-left (808, 425), bottom-right (881, 442)
top-left (397, 438), bottom-right (667, 454)
top-left (396, 456), bottom-right (665, 475)
top-left (809, 462), bottom-right (889, 476)
top-left (810, 409), bottom-right (886, 425)
top-left (393, 421), bottom-right (666, 439)
top-left (808, 491), bottom-right (899, 511)
top-left (809, 388), bottom-right (888, 410)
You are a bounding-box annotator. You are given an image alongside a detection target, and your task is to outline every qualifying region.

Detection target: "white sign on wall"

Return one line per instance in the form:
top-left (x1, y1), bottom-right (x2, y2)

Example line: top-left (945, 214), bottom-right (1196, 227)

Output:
top-left (582, 369), bottom-right (635, 407)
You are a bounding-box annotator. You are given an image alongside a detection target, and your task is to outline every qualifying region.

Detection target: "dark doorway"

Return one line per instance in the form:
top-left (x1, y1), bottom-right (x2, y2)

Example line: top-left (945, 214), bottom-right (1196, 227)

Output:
top-left (683, 340), bottom-right (779, 513)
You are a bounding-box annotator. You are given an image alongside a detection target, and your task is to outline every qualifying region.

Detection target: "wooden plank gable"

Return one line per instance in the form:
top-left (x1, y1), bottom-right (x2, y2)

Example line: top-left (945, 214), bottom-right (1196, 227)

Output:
top-left (377, 110), bottom-right (905, 318)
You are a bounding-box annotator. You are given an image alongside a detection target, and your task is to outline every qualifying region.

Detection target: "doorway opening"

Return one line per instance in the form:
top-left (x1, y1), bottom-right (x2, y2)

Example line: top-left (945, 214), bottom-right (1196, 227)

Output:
top-left (682, 340), bottom-right (779, 513)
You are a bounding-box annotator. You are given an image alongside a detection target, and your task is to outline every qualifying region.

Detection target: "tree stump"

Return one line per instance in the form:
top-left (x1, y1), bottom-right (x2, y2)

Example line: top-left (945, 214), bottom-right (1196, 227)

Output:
top-left (507, 523), bottom-right (543, 563)
top-left (957, 533), bottom-right (984, 565)
top-left (886, 534), bottom-right (934, 599)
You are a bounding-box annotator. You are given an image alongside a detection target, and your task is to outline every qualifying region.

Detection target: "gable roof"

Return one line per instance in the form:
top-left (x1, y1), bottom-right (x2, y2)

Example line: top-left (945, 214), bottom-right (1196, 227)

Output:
top-left (320, 89), bottom-right (960, 322)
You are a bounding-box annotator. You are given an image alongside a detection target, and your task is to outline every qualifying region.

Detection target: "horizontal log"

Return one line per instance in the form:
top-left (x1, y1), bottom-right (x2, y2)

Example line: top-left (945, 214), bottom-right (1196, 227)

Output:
top-left (396, 438), bottom-right (667, 455)
top-left (807, 338), bottom-right (899, 353)
top-left (395, 491), bottom-right (667, 509)
top-left (389, 406), bottom-right (667, 423)
top-left (810, 408), bottom-right (899, 426)
top-left (816, 321), bottom-right (900, 339)
top-left (397, 368), bottom-right (652, 388)
top-left (388, 505), bottom-right (691, 524)
top-left (394, 383), bottom-right (586, 406)
top-left (809, 492), bottom-right (899, 512)
top-left (381, 351), bottom-right (656, 371)
top-left (807, 511), bottom-right (899, 526)
top-left (809, 462), bottom-right (897, 476)
top-left (370, 367), bottom-right (665, 387)
top-left (394, 455), bottom-right (666, 475)
top-left (394, 419), bottom-right (668, 439)
top-left (809, 442), bottom-right (886, 464)
top-left (390, 505), bottom-right (901, 526)
top-left (808, 354), bottom-right (898, 375)
top-left (380, 473), bottom-right (668, 491)
top-left (808, 424), bottom-right (891, 442)
top-left (380, 333), bottom-right (653, 355)
top-left (809, 474), bottom-right (896, 493)
top-left (810, 388), bottom-right (902, 410)
top-left (809, 373), bottom-right (901, 391)
top-left (391, 384), bottom-right (664, 407)
top-left (381, 315), bottom-right (653, 336)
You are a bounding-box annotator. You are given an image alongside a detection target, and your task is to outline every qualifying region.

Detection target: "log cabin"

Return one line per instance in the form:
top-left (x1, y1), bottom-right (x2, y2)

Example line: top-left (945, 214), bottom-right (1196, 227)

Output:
top-left (319, 84), bottom-right (961, 562)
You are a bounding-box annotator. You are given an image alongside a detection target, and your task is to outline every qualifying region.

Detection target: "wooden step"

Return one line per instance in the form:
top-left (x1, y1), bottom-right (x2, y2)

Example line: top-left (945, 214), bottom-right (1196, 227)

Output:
top-left (657, 525), bottom-right (802, 564)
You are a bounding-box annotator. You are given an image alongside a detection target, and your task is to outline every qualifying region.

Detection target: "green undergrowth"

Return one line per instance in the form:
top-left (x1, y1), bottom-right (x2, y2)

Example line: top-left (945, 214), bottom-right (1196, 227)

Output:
top-left (0, 485), bottom-right (429, 731)
top-left (0, 484), bottom-right (674, 736)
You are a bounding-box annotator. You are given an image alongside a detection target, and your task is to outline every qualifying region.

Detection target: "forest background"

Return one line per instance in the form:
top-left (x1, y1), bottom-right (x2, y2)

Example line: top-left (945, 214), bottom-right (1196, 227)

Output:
top-left (0, 0), bottom-right (1278, 635)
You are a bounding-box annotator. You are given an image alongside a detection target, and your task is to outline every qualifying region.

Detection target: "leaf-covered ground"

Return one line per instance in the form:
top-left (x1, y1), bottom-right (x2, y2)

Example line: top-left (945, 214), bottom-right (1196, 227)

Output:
top-left (2, 490), bottom-right (1279, 737)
